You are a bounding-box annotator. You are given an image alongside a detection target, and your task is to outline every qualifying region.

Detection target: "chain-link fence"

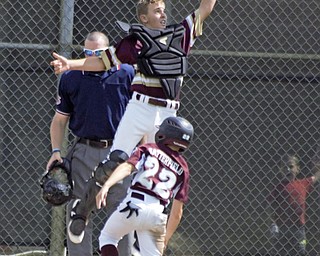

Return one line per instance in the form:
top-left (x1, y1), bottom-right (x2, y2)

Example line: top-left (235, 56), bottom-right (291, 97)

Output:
top-left (1, 0), bottom-right (320, 255)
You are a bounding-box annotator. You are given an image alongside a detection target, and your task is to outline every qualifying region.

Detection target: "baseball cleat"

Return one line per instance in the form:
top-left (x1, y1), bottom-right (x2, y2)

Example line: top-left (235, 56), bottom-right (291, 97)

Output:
top-left (67, 199), bottom-right (88, 244)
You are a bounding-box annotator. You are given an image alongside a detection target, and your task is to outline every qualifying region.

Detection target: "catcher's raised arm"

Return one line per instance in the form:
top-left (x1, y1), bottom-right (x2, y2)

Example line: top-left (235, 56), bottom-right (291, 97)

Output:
top-left (50, 52), bottom-right (105, 74)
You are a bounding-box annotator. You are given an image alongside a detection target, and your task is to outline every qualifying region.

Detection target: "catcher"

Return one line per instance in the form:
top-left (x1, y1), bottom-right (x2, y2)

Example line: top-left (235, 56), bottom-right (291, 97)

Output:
top-left (50, 0), bottom-right (217, 246)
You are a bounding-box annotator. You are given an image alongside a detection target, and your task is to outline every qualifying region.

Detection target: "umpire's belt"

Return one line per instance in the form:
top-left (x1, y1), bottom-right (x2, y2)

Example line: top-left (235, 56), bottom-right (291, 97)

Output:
top-left (78, 138), bottom-right (113, 148)
top-left (133, 92), bottom-right (180, 110)
top-left (131, 191), bottom-right (168, 214)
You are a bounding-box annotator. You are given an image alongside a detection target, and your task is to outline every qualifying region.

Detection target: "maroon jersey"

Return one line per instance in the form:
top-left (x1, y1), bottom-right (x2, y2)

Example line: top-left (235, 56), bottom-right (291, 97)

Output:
top-left (127, 143), bottom-right (190, 207)
top-left (268, 177), bottom-right (314, 227)
top-left (101, 10), bottom-right (203, 99)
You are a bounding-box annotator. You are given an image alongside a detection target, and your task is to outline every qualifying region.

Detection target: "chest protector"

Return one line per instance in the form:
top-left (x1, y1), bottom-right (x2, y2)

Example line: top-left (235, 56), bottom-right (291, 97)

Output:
top-left (130, 24), bottom-right (187, 100)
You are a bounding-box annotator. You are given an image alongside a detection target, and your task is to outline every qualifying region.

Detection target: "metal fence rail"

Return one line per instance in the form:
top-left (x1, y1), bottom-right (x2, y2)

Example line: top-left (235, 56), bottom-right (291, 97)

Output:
top-left (1, 0), bottom-right (319, 255)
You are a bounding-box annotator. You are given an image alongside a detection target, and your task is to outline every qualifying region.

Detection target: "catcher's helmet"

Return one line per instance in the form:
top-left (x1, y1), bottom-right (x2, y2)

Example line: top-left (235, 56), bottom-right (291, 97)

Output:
top-left (39, 158), bottom-right (73, 206)
top-left (155, 116), bottom-right (194, 152)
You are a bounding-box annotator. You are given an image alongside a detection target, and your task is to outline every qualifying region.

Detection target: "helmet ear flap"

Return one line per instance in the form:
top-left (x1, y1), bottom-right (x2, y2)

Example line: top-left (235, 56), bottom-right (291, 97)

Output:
top-left (155, 131), bottom-right (165, 144)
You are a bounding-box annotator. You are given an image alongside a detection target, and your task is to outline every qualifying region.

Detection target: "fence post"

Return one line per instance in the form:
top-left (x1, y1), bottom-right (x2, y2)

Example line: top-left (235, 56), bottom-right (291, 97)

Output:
top-left (49, 206), bottom-right (67, 256)
top-left (49, 0), bottom-right (75, 255)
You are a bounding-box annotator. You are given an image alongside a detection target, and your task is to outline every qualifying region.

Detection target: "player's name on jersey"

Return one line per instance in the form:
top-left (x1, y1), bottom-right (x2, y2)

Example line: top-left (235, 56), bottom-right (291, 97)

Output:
top-left (149, 147), bottom-right (183, 175)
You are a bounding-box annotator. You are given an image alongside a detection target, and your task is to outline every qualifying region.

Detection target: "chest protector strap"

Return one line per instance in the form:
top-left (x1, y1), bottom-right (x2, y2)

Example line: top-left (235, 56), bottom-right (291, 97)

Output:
top-left (130, 24), bottom-right (187, 100)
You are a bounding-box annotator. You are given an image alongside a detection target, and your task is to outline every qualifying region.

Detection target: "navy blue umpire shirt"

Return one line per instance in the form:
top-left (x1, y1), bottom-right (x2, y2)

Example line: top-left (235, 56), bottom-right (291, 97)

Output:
top-left (56, 64), bottom-right (135, 140)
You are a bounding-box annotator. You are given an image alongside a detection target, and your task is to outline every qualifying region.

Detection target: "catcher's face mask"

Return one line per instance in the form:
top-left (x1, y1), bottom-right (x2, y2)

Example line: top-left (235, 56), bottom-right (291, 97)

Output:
top-left (39, 159), bottom-right (73, 206)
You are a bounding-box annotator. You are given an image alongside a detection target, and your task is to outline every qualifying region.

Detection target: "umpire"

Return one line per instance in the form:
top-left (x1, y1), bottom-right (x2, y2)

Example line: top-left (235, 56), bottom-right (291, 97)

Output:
top-left (46, 31), bottom-right (135, 256)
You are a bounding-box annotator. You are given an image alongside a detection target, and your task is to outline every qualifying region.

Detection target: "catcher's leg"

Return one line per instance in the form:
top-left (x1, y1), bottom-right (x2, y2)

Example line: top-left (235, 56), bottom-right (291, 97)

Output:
top-left (68, 150), bottom-right (129, 244)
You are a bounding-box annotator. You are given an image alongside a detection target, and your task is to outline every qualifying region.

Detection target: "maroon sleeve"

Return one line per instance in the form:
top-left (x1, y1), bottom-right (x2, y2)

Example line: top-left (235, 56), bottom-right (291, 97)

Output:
top-left (173, 171), bottom-right (189, 203)
top-left (115, 35), bottom-right (140, 65)
top-left (172, 156), bottom-right (190, 203)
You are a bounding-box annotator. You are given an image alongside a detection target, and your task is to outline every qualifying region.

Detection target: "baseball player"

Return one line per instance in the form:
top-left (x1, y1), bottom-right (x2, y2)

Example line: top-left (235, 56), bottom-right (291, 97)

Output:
top-left (50, 0), bottom-right (217, 244)
top-left (46, 31), bottom-right (136, 256)
top-left (96, 116), bottom-right (194, 256)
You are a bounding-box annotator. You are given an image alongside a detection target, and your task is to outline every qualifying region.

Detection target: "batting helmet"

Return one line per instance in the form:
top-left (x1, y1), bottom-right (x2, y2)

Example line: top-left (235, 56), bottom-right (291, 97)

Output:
top-left (39, 158), bottom-right (73, 206)
top-left (155, 116), bottom-right (194, 152)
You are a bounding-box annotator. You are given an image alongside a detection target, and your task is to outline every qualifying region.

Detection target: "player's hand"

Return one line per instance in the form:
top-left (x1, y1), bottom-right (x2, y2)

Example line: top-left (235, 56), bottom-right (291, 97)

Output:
top-left (50, 52), bottom-right (70, 74)
top-left (96, 186), bottom-right (109, 209)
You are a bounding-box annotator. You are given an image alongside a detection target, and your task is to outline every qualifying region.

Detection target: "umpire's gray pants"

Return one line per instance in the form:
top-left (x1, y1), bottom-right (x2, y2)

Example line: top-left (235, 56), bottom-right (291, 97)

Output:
top-left (65, 140), bottom-right (133, 256)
